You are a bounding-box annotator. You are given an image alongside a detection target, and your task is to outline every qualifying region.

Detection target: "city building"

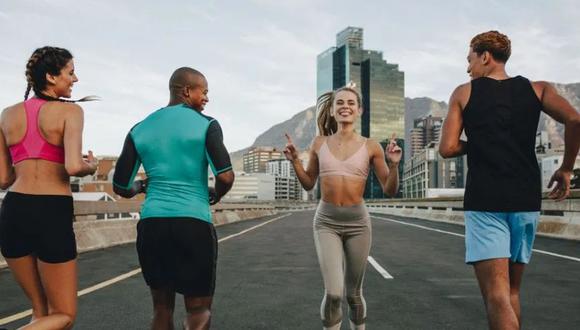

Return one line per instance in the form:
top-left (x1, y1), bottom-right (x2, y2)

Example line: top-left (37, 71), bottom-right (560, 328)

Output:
top-left (403, 143), bottom-right (467, 198)
top-left (243, 147), bottom-right (284, 173)
top-left (409, 115), bottom-right (443, 158)
top-left (538, 152), bottom-right (580, 192)
top-left (267, 159), bottom-right (303, 200)
top-left (212, 172), bottom-right (275, 200)
top-left (71, 156), bottom-right (146, 201)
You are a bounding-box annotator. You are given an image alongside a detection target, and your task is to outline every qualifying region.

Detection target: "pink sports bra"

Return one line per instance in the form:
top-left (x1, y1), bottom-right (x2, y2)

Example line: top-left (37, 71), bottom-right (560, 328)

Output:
top-left (8, 98), bottom-right (65, 164)
top-left (318, 138), bottom-right (369, 179)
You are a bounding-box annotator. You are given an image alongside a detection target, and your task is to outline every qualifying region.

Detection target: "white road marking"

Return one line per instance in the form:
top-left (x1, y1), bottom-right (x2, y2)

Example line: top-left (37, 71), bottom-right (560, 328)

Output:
top-left (0, 213), bottom-right (291, 326)
top-left (367, 256), bottom-right (394, 279)
top-left (372, 215), bottom-right (580, 263)
top-left (218, 213), bottom-right (291, 243)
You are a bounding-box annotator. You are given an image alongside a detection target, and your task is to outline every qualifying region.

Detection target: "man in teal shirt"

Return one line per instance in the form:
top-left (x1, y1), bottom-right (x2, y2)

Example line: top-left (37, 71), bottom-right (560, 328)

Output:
top-left (114, 67), bottom-right (234, 330)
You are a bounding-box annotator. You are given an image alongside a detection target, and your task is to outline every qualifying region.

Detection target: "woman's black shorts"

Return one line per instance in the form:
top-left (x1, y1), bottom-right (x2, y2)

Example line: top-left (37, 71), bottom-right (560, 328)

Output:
top-left (0, 191), bottom-right (76, 263)
top-left (137, 217), bottom-right (218, 297)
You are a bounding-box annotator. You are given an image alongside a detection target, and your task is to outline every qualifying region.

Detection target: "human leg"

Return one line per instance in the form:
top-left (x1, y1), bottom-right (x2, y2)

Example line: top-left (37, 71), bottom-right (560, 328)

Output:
top-left (13, 259), bottom-right (78, 330)
top-left (473, 259), bottom-right (518, 330)
top-left (314, 224), bottom-right (345, 330)
top-left (465, 211), bottom-right (518, 329)
top-left (506, 211), bottom-right (539, 326)
top-left (183, 296), bottom-right (212, 330)
top-left (150, 288), bottom-right (176, 330)
top-left (5, 256), bottom-right (48, 320)
top-left (343, 224), bottom-right (371, 330)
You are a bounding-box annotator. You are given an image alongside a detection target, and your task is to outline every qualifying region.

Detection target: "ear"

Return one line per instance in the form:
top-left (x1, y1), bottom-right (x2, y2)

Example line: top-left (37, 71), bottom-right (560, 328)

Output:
top-left (358, 106), bottom-right (363, 116)
top-left (482, 51), bottom-right (491, 65)
top-left (45, 72), bottom-right (57, 85)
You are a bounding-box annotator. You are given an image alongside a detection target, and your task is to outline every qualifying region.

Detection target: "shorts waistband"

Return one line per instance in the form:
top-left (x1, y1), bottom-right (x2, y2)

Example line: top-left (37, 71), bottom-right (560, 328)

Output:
top-left (5, 191), bottom-right (73, 200)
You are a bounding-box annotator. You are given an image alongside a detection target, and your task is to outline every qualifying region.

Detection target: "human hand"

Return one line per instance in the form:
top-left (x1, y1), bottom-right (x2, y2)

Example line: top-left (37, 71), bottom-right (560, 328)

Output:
top-left (385, 133), bottom-right (402, 166)
top-left (139, 178), bottom-right (148, 194)
top-left (84, 150), bottom-right (98, 174)
top-left (209, 187), bottom-right (219, 205)
top-left (283, 133), bottom-right (299, 162)
top-left (548, 168), bottom-right (572, 202)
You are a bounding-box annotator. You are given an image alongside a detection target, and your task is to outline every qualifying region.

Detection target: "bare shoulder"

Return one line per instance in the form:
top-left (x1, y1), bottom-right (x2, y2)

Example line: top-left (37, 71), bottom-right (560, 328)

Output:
top-left (310, 135), bottom-right (326, 152)
top-left (449, 82), bottom-right (471, 109)
top-left (1, 102), bottom-right (24, 121)
top-left (365, 138), bottom-right (383, 155)
top-left (56, 102), bottom-right (84, 120)
top-left (452, 82), bottom-right (471, 99)
top-left (58, 102), bottom-right (83, 113)
top-left (530, 81), bottom-right (556, 101)
top-left (531, 80), bottom-right (551, 88)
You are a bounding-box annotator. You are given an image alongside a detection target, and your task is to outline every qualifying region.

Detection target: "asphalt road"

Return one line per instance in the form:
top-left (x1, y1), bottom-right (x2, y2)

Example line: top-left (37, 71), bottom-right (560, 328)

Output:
top-left (1, 211), bottom-right (579, 329)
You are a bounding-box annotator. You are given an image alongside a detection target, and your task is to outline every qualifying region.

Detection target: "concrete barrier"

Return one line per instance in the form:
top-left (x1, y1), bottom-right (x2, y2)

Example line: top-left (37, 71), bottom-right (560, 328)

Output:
top-left (0, 201), bottom-right (278, 269)
top-left (367, 191), bottom-right (580, 241)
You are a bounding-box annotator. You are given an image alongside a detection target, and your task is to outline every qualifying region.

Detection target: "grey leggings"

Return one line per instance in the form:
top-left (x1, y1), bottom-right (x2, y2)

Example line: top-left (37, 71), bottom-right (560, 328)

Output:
top-left (313, 200), bottom-right (371, 330)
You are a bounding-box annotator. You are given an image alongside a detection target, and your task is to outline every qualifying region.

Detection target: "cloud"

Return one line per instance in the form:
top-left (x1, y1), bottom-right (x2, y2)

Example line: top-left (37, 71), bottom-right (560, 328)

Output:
top-left (1, 0), bottom-right (579, 154)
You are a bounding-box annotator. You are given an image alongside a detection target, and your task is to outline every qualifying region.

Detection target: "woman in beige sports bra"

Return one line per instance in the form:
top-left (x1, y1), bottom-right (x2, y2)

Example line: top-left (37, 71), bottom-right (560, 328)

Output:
top-left (284, 86), bottom-right (401, 330)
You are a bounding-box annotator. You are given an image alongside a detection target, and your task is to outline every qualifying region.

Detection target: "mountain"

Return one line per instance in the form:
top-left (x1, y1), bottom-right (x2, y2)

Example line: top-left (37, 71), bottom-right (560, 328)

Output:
top-left (539, 82), bottom-right (580, 148)
top-left (230, 106), bottom-right (316, 171)
top-left (230, 82), bottom-right (580, 171)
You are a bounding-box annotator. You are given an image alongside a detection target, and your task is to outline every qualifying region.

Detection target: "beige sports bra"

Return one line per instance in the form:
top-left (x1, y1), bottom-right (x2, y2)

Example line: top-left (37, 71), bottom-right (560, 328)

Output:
top-left (318, 138), bottom-right (369, 179)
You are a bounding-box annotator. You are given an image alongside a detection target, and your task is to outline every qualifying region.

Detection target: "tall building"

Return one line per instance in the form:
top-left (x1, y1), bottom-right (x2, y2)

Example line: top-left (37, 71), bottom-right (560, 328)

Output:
top-left (242, 147), bottom-right (284, 173)
top-left (317, 27), bottom-right (405, 199)
top-left (402, 143), bottom-right (467, 198)
top-left (410, 115), bottom-right (443, 158)
top-left (316, 27), bottom-right (405, 139)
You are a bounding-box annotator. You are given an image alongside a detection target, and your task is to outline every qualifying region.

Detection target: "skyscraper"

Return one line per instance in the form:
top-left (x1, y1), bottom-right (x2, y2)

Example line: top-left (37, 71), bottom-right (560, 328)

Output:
top-left (410, 115), bottom-right (443, 158)
top-left (316, 27), bottom-right (405, 139)
top-left (317, 27), bottom-right (405, 198)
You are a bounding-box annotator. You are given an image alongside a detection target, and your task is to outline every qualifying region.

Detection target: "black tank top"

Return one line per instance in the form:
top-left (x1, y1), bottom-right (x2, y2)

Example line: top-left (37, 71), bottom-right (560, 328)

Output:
top-left (463, 76), bottom-right (542, 211)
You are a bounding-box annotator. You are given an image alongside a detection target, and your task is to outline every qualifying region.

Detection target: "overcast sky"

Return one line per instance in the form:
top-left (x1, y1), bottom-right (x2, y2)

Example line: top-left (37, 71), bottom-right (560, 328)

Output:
top-left (1, 0), bottom-right (579, 154)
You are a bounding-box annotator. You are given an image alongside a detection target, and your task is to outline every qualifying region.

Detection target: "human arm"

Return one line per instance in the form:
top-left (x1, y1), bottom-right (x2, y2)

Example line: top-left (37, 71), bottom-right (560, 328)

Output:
top-left (206, 120), bottom-right (234, 204)
top-left (535, 81), bottom-right (580, 201)
top-left (371, 136), bottom-right (401, 197)
top-left (439, 84), bottom-right (469, 158)
top-left (0, 109), bottom-right (15, 189)
top-left (63, 104), bottom-right (98, 176)
top-left (283, 133), bottom-right (319, 191)
top-left (113, 131), bottom-right (145, 198)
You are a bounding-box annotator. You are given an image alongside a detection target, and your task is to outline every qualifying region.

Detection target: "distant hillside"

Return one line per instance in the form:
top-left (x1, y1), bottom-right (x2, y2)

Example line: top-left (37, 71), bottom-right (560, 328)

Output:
top-left (230, 106), bottom-right (316, 170)
top-left (230, 82), bottom-right (580, 170)
top-left (540, 82), bottom-right (580, 148)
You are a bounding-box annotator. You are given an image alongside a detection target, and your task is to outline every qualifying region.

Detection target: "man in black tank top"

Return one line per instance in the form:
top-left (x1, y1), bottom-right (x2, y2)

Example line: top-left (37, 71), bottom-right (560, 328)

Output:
top-left (439, 31), bottom-right (580, 330)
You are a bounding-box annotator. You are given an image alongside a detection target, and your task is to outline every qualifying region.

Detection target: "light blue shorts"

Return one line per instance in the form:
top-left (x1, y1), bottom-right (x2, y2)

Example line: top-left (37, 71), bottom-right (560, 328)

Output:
top-left (465, 211), bottom-right (539, 264)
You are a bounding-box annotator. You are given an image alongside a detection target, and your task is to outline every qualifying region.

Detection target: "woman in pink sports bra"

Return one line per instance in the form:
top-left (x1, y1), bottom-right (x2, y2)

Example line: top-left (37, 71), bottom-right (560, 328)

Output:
top-left (284, 86), bottom-right (402, 330)
top-left (0, 46), bottom-right (98, 330)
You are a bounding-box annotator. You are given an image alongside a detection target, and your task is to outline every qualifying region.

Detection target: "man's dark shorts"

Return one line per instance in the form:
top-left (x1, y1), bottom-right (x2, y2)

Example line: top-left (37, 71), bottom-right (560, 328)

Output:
top-left (137, 217), bottom-right (217, 297)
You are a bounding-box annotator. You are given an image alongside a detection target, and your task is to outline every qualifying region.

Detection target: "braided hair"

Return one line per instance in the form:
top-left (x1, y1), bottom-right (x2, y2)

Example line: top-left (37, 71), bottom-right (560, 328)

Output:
top-left (24, 46), bottom-right (98, 102)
